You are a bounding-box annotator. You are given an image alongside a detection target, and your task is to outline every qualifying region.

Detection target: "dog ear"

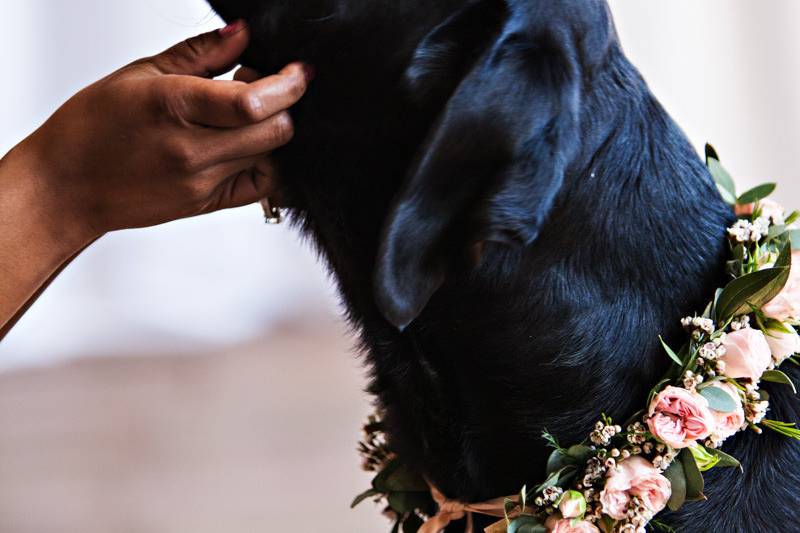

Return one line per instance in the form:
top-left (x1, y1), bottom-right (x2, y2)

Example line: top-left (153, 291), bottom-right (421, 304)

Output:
top-left (374, 6), bottom-right (587, 331)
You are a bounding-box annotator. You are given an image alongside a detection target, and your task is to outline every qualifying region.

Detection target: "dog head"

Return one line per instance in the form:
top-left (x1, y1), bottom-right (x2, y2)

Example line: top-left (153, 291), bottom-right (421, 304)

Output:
top-left (208, 0), bottom-right (618, 330)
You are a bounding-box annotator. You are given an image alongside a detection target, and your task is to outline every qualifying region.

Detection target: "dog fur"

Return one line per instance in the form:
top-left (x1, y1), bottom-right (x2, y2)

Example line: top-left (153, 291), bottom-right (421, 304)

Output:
top-left (208, 1), bottom-right (800, 530)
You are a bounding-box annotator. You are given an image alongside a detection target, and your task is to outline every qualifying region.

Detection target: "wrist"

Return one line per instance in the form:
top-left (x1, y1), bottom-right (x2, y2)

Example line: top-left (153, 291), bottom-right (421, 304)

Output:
top-left (0, 143), bottom-right (98, 293)
top-left (2, 135), bottom-right (102, 251)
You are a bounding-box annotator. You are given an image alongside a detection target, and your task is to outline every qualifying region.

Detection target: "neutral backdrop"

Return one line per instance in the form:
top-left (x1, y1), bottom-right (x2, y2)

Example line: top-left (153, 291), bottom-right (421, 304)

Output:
top-left (0, 1), bottom-right (798, 532)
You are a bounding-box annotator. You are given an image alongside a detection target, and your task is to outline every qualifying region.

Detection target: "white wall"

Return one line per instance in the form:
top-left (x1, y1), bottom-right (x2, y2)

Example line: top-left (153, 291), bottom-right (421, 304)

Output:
top-left (1, 1), bottom-right (798, 368)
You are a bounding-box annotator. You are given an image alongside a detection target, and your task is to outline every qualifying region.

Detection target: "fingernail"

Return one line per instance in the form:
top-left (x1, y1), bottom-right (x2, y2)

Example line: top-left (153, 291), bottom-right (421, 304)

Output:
top-left (219, 20), bottom-right (246, 38)
top-left (301, 63), bottom-right (316, 82)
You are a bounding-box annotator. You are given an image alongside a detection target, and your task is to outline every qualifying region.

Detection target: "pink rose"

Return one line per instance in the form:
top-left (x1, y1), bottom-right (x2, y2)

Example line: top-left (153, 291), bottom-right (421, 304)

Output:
top-left (762, 251), bottom-right (800, 321)
top-left (720, 328), bottom-right (772, 380)
top-left (545, 516), bottom-right (600, 533)
top-left (706, 382), bottom-right (745, 441)
top-left (601, 456), bottom-right (671, 518)
top-left (765, 325), bottom-right (800, 364)
top-left (646, 386), bottom-right (716, 448)
top-left (598, 486), bottom-right (629, 520)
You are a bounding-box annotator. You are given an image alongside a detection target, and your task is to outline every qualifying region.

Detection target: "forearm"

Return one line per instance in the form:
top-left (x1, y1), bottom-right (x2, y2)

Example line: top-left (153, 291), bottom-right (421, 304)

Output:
top-left (0, 141), bottom-right (97, 339)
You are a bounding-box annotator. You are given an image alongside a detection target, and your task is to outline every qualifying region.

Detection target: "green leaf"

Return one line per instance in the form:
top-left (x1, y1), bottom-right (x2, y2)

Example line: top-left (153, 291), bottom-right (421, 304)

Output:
top-left (707, 157), bottom-right (736, 205)
top-left (761, 419), bottom-right (800, 440)
top-left (762, 370), bottom-right (797, 393)
top-left (648, 378), bottom-right (672, 407)
top-left (768, 224), bottom-right (788, 241)
top-left (698, 385), bottom-right (738, 413)
top-left (387, 492), bottom-right (432, 514)
top-left (542, 430), bottom-right (566, 454)
top-left (663, 459), bottom-right (687, 511)
top-left (565, 444), bottom-right (593, 463)
top-left (659, 336), bottom-right (683, 366)
top-left (652, 519), bottom-right (678, 533)
top-left (717, 184), bottom-right (737, 205)
top-left (508, 516), bottom-right (546, 533)
top-left (372, 459), bottom-right (401, 492)
top-left (535, 466), bottom-right (576, 494)
top-left (546, 449), bottom-right (568, 476)
top-left (680, 448), bottom-right (705, 500)
top-left (707, 447), bottom-right (743, 471)
top-left (789, 229), bottom-right (800, 251)
top-left (373, 459), bottom-right (428, 492)
top-left (715, 243), bottom-right (792, 322)
top-left (351, 488), bottom-right (380, 508)
top-left (402, 513), bottom-right (424, 533)
top-left (738, 183), bottom-right (777, 205)
top-left (785, 211), bottom-right (800, 226)
top-left (689, 444), bottom-right (720, 472)
top-left (765, 319), bottom-right (795, 335)
top-left (705, 143), bottom-right (720, 163)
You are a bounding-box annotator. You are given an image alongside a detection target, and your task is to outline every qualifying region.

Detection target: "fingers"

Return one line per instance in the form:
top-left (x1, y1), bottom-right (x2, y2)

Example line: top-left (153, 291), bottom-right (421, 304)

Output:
top-left (165, 62), bottom-right (310, 128)
top-left (207, 158), bottom-right (279, 212)
top-left (197, 111), bottom-right (296, 163)
top-left (151, 21), bottom-right (250, 77)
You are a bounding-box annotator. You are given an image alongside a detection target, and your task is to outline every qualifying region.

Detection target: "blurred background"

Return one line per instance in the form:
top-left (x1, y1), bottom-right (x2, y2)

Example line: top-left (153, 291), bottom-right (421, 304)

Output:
top-left (0, 1), bottom-right (798, 532)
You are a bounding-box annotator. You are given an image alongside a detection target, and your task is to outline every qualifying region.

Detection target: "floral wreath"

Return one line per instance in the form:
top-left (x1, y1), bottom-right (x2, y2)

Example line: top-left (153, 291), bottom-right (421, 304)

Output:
top-left (352, 145), bottom-right (800, 533)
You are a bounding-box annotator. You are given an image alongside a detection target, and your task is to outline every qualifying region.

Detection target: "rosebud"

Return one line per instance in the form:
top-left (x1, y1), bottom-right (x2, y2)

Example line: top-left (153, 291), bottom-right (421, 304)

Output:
top-left (558, 490), bottom-right (587, 519)
top-left (764, 323), bottom-right (800, 364)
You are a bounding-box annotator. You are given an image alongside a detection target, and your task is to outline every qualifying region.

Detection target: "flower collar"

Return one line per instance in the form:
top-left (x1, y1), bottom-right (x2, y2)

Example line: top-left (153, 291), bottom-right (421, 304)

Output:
top-left (353, 144), bottom-right (800, 533)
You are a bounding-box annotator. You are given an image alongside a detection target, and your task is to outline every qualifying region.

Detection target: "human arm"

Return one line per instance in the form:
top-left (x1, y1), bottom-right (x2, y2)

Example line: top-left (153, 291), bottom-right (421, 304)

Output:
top-left (0, 22), bottom-right (311, 338)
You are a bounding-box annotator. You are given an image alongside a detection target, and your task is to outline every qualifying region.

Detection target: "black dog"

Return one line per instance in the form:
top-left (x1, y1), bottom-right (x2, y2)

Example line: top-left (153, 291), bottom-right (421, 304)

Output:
top-left (208, 1), bottom-right (800, 530)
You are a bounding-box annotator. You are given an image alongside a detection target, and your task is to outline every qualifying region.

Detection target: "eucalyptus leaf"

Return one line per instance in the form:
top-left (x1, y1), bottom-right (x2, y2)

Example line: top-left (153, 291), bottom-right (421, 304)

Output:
top-left (789, 229), bottom-right (800, 251)
top-left (546, 449), bottom-right (568, 476)
top-left (707, 157), bottom-right (736, 204)
top-left (663, 459), bottom-right (687, 511)
top-left (737, 183), bottom-right (777, 205)
top-left (768, 224), bottom-right (787, 241)
top-left (705, 143), bottom-right (720, 163)
top-left (508, 516), bottom-right (546, 533)
top-left (374, 459), bottom-right (428, 492)
top-left (714, 243), bottom-right (791, 322)
top-left (535, 465), bottom-right (576, 493)
top-left (762, 369), bottom-right (797, 394)
top-left (351, 488), bottom-right (380, 508)
top-left (372, 458), bottom-right (402, 492)
top-left (698, 385), bottom-right (738, 413)
top-left (716, 185), bottom-right (737, 205)
top-left (659, 336), bottom-right (683, 366)
top-left (680, 449), bottom-right (705, 500)
top-left (565, 444), bottom-right (593, 463)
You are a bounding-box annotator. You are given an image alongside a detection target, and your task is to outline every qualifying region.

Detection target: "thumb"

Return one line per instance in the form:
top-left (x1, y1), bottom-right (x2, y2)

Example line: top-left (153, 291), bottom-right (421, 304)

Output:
top-left (151, 21), bottom-right (250, 77)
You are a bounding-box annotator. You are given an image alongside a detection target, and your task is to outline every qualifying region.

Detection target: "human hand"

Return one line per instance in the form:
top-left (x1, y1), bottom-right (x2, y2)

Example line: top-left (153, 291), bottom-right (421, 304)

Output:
top-left (10, 21), bottom-right (311, 239)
